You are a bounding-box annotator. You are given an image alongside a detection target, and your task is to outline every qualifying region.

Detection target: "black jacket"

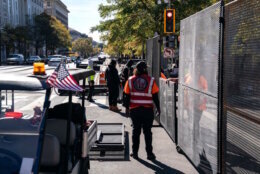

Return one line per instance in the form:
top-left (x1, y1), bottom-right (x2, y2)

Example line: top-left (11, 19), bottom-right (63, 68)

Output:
top-left (105, 65), bottom-right (120, 88)
top-left (121, 66), bottom-right (133, 83)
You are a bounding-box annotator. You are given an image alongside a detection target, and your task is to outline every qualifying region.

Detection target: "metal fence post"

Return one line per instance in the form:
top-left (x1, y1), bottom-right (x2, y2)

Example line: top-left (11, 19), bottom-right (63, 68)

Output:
top-left (0, 28), bottom-right (2, 66)
top-left (218, 1), bottom-right (225, 173)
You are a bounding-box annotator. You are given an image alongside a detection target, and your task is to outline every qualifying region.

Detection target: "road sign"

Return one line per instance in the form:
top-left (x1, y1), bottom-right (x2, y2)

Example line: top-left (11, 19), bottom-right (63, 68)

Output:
top-left (164, 48), bottom-right (174, 58)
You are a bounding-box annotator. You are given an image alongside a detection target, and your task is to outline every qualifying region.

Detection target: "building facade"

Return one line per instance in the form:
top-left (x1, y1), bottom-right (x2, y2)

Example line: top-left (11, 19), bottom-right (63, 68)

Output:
top-left (0, 0), bottom-right (9, 29)
top-left (0, 0), bottom-right (44, 28)
top-left (19, 0), bottom-right (44, 25)
top-left (44, 0), bottom-right (69, 28)
top-left (0, 0), bottom-right (44, 63)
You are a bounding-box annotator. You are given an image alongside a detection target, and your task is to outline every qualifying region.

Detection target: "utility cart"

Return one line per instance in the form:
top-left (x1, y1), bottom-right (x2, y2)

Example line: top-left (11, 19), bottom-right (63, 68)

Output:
top-left (0, 65), bottom-right (97, 174)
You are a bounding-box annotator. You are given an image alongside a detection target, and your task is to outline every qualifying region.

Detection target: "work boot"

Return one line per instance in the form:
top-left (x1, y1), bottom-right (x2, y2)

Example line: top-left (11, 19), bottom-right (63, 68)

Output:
top-left (113, 106), bottom-right (122, 112)
top-left (109, 105), bottom-right (115, 111)
top-left (147, 153), bottom-right (156, 160)
top-left (130, 153), bottom-right (139, 160)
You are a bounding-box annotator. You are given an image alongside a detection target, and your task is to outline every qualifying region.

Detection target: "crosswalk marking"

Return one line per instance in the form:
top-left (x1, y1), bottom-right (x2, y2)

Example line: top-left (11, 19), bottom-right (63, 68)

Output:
top-left (22, 114), bottom-right (34, 119)
top-left (19, 96), bottom-right (45, 111)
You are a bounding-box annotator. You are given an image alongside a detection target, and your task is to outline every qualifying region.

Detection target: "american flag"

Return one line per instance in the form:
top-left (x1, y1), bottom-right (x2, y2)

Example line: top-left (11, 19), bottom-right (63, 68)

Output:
top-left (46, 63), bottom-right (83, 91)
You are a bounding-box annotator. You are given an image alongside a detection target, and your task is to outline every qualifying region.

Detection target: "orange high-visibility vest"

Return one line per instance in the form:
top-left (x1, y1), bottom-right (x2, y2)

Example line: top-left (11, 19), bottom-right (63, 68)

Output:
top-left (128, 74), bottom-right (154, 108)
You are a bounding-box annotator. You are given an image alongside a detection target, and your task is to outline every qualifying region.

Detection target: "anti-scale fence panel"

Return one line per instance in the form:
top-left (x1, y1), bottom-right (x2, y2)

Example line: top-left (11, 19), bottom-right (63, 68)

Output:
top-left (146, 36), bottom-right (161, 86)
top-left (179, 2), bottom-right (221, 98)
top-left (178, 84), bottom-right (218, 173)
top-left (223, 0), bottom-right (260, 173)
top-left (178, 2), bottom-right (221, 173)
top-left (159, 78), bottom-right (177, 142)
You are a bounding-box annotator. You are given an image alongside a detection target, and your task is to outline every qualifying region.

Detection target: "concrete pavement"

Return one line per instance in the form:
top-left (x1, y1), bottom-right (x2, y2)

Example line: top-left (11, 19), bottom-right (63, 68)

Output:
top-left (86, 96), bottom-right (198, 174)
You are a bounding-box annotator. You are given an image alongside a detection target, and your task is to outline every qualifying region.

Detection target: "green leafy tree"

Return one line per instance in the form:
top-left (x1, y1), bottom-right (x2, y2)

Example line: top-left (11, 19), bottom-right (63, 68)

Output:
top-left (72, 38), bottom-right (93, 58)
top-left (35, 13), bottom-right (71, 56)
top-left (1, 25), bottom-right (16, 56)
top-left (14, 26), bottom-right (30, 57)
top-left (92, 0), bottom-right (218, 57)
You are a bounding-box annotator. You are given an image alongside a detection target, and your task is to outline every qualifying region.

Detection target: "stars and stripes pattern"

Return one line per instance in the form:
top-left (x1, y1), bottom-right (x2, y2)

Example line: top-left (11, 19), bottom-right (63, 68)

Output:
top-left (46, 63), bottom-right (83, 91)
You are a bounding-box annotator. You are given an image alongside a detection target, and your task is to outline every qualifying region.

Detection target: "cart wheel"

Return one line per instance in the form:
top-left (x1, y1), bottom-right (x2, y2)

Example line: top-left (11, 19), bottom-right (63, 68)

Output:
top-left (176, 145), bottom-right (182, 154)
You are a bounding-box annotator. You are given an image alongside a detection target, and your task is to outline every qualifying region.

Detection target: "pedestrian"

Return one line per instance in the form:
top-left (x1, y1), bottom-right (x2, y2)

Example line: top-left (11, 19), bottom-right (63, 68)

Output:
top-left (105, 59), bottom-right (121, 112)
top-left (87, 60), bottom-right (95, 102)
top-left (76, 56), bottom-right (81, 68)
top-left (121, 60), bottom-right (134, 115)
top-left (121, 59), bottom-right (134, 88)
top-left (124, 61), bottom-right (160, 160)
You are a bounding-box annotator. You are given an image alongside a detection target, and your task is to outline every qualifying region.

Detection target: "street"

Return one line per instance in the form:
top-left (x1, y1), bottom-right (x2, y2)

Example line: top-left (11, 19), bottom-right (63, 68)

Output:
top-left (0, 0), bottom-right (259, 173)
top-left (1, 89), bottom-right (198, 174)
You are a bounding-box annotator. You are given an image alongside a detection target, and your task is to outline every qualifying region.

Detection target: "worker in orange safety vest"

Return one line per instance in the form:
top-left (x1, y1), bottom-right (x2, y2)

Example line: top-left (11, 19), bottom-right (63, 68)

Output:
top-left (124, 61), bottom-right (160, 160)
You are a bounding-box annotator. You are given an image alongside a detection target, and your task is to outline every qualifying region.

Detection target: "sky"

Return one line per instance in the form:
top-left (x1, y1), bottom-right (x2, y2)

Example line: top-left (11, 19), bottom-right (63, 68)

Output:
top-left (63, 0), bottom-right (108, 43)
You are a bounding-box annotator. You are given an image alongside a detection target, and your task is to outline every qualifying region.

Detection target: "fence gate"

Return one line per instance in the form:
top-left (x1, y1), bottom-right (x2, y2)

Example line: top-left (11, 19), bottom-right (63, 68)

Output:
top-left (223, 0), bottom-right (260, 173)
top-left (178, 2), bottom-right (222, 173)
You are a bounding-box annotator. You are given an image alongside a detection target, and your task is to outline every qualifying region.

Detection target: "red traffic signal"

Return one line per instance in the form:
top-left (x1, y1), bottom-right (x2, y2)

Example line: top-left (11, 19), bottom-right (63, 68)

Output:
top-left (164, 9), bottom-right (175, 34)
top-left (166, 11), bottom-right (173, 18)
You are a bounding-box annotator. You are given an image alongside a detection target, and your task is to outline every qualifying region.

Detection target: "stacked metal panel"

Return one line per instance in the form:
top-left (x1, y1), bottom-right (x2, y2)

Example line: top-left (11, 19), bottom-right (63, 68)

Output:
top-left (178, 2), bottom-right (221, 173)
top-left (159, 79), bottom-right (177, 142)
top-left (223, 0), bottom-right (260, 173)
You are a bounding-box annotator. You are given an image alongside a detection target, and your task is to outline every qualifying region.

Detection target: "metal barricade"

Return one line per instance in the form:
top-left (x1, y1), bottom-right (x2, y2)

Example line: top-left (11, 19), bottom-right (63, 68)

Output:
top-left (178, 2), bottom-right (221, 173)
top-left (223, 0), bottom-right (260, 173)
top-left (159, 78), bottom-right (177, 142)
top-left (178, 84), bottom-right (218, 173)
top-left (146, 35), bottom-right (161, 122)
top-left (146, 36), bottom-right (161, 85)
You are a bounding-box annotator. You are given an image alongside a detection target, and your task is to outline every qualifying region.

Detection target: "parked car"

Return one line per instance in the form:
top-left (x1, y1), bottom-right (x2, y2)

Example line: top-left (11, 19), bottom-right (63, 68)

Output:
top-left (75, 57), bottom-right (82, 68)
top-left (27, 56), bottom-right (42, 65)
top-left (40, 56), bottom-right (48, 63)
top-left (6, 54), bottom-right (24, 65)
top-left (48, 57), bottom-right (63, 67)
top-left (47, 55), bottom-right (62, 61)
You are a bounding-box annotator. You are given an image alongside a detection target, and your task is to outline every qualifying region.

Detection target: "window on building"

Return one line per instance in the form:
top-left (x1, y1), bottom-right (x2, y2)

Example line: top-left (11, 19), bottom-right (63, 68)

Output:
top-left (47, 1), bottom-right (51, 7)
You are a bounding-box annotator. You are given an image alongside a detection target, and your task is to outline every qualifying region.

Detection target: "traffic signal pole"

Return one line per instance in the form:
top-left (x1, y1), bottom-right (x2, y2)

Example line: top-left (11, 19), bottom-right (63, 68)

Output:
top-left (0, 29), bottom-right (2, 66)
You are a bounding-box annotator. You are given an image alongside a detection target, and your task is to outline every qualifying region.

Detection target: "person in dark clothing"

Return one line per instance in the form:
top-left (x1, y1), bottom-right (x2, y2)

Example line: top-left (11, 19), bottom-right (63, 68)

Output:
top-left (121, 60), bottom-right (134, 111)
top-left (124, 61), bottom-right (160, 160)
top-left (105, 59), bottom-right (121, 112)
top-left (121, 60), bottom-right (134, 88)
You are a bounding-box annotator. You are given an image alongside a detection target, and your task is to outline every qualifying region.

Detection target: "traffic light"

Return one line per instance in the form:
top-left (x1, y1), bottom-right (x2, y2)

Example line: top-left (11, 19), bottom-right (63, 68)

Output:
top-left (164, 9), bottom-right (175, 34)
top-left (163, 35), bottom-right (176, 48)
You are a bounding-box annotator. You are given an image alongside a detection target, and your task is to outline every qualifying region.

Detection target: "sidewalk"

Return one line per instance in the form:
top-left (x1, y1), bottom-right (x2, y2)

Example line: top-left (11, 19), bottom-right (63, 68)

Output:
top-left (85, 96), bottom-right (198, 174)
